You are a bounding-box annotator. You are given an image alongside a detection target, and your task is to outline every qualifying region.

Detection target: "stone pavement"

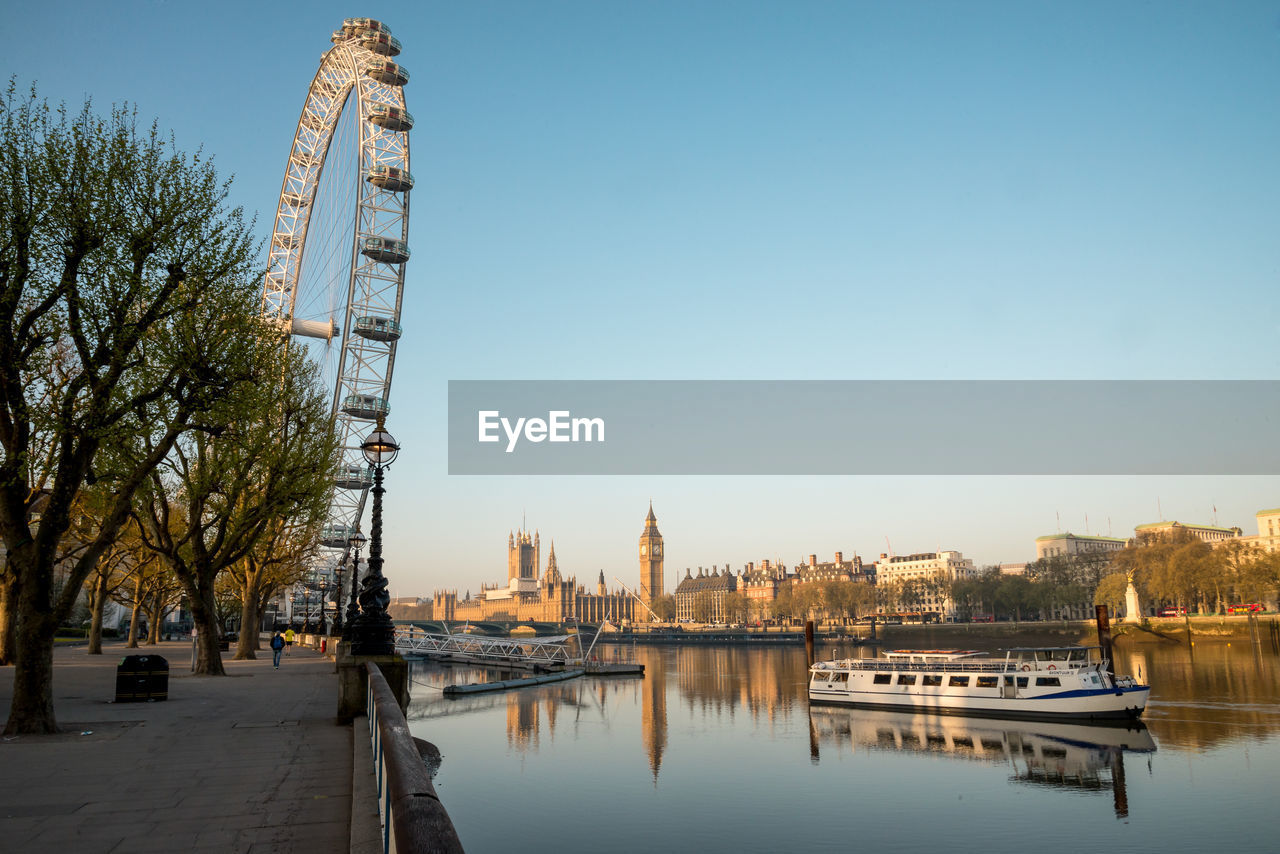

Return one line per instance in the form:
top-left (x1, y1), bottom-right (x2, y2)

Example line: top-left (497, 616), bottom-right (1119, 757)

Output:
top-left (0, 639), bottom-right (355, 854)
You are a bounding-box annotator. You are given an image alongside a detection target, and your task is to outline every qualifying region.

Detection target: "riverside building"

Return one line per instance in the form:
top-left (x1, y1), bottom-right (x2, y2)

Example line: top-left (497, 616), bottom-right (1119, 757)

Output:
top-left (874, 550), bottom-right (978, 621)
top-left (1035, 532), bottom-right (1128, 559)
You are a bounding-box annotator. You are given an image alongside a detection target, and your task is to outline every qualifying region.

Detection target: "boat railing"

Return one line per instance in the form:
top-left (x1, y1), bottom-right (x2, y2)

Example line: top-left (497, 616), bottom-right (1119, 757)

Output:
top-left (820, 659), bottom-right (1014, 673)
top-left (816, 658), bottom-right (1101, 674)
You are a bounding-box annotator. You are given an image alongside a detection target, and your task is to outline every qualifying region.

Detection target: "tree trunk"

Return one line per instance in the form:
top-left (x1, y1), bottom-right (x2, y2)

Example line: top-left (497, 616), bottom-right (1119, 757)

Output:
top-left (87, 570), bottom-right (109, 655)
top-left (184, 575), bottom-right (226, 676)
top-left (146, 591), bottom-right (163, 645)
top-left (234, 571), bottom-right (261, 660)
top-left (0, 572), bottom-right (17, 666)
top-left (3, 574), bottom-right (59, 735)
top-left (126, 574), bottom-right (144, 650)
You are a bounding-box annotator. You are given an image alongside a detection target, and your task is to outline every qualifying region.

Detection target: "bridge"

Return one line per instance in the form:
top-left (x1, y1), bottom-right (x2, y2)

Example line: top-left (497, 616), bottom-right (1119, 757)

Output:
top-left (394, 625), bottom-right (588, 669)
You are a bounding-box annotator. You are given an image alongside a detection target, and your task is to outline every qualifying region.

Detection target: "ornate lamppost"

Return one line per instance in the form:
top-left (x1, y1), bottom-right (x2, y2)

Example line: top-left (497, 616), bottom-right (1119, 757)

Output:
top-left (332, 547), bottom-right (349, 637)
top-left (343, 529), bottom-right (366, 642)
top-left (350, 417), bottom-right (399, 655)
top-left (318, 579), bottom-right (328, 636)
top-left (301, 585), bottom-right (312, 633)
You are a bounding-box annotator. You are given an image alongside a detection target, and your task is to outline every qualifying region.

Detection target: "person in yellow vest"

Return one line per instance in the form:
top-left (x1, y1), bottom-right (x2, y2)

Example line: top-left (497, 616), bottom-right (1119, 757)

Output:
top-left (284, 627), bottom-right (296, 655)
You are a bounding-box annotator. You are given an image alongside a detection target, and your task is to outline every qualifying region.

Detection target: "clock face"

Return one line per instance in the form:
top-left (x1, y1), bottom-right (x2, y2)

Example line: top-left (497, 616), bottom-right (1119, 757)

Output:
top-left (654, 544), bottom-right (662, 556)
top-left (641, 545), bottom-right (647, 556)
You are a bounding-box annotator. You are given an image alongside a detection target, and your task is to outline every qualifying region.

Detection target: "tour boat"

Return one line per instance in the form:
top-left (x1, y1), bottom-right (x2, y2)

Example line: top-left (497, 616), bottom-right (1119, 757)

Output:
top-left (808, 647), bottom-right (1149, 720)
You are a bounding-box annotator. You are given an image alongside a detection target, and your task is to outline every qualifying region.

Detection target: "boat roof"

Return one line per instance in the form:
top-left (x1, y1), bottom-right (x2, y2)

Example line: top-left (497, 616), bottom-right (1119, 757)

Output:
top-left (884, 649), bottom-right (988, 660)
top-left (1004, 646), bottom-right (1100, 653)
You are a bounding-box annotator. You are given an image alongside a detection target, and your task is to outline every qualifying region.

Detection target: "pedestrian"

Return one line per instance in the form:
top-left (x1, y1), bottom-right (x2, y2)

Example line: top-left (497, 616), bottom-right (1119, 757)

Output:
top-left (284, 627), bottom-right (295, 654)
top-left (270, 631), bottom-right (285, 668)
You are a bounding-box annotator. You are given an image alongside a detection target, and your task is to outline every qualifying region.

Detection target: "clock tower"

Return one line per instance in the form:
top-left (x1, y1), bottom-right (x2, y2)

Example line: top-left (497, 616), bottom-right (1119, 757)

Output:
top-left (638, 502), bottom-right (664, 618)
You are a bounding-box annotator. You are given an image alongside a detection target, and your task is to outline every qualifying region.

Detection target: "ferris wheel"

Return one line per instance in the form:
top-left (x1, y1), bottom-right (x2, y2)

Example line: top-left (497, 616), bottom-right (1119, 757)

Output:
top-left (261, 17), bottom-right (412, 570)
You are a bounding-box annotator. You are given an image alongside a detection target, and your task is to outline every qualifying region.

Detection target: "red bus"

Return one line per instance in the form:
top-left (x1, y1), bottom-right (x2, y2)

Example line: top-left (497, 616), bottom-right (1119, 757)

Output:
top-left (1227, 603), bottom-right (1263, 615)
top-left (1157, 606), bottom-right (1187, 617)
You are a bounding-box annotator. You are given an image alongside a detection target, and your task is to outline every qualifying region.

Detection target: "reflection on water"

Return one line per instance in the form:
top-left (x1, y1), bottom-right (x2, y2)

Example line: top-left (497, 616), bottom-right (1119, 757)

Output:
top-left (408, 639), bottom-right (1280, 854)
top-left (809, 705), bottom-right (1154, 817)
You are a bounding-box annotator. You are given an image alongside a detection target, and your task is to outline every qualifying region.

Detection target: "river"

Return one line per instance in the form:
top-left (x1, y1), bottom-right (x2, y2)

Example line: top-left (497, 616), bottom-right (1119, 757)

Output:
top-left (407, 637), bottom-right (1280, 853)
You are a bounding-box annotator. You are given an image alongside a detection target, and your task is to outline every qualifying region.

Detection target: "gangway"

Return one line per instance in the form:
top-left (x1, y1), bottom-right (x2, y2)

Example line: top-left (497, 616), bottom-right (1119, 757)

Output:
top-left (395, 625), bottom-right (581, 669)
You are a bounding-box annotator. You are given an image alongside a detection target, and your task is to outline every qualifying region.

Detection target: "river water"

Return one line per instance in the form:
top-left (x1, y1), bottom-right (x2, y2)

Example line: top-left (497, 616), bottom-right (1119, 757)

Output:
top-left (407, 638), bottom-right (1280, 853)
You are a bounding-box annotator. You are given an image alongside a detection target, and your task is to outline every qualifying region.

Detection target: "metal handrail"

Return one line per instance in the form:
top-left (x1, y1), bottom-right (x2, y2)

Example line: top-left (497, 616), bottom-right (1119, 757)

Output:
top-left (366, 662), bottom-right (465, 854)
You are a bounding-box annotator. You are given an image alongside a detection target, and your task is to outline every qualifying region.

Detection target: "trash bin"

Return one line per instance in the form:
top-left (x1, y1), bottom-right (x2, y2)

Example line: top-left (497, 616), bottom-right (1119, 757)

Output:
top-left (115, 654), bottom-right (169, 702)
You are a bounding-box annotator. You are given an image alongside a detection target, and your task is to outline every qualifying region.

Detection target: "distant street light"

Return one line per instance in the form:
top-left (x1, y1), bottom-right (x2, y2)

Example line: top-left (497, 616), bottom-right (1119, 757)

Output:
top-left (333, 549), bottom-right (349, 637)
top-left (343, 530), bottom-right (366, 643)
top-left (350, 417), bottom-right (399, 655)
top-left (318, 579), bottom-right (328, 636)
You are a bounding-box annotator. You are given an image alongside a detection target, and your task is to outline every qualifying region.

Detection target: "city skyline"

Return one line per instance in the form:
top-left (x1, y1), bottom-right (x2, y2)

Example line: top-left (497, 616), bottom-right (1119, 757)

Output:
top-left (7, 2), bottom-right (1278, 597)
top-left (404, 493), bottom-right (1277, 600)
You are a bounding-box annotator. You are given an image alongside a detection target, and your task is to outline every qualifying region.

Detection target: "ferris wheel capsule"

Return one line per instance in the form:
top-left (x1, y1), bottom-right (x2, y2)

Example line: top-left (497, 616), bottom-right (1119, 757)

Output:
top-left (367, 104), bottom-right (414, 132)
top-left (342, 394), bottom-right (390, 421)
top-left (366, 165), bottom-right (414, 192)
top-left (334, 464), bottom-right (374, 491)
top-left (361, 236), bottom-right (410, 264)
top-left (357, 31), bottom-right (402, 56)
top-left (365, 60), bottom-right (409, 87)
top-left (343, 18), bottom-right (390, 37)
top-left (354, 315), bottom-right (403, 342)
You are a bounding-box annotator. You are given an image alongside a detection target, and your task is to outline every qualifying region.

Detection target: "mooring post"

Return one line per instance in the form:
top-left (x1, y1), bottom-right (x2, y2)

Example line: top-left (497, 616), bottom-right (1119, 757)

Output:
top-left (805, 620), bottom-right (815, 666)
top-left (1095, 604), bottom-right (1114, 679)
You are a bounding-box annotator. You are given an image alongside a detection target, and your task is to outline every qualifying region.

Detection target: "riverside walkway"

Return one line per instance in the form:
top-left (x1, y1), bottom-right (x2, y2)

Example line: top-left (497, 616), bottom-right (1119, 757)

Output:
top-left (0, 638), bottom-right (374, 854)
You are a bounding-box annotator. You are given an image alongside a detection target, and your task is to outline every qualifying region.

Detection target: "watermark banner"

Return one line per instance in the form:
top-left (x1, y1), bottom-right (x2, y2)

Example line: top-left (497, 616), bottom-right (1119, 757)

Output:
top-left (447, 380), bottom-right (1279, 475)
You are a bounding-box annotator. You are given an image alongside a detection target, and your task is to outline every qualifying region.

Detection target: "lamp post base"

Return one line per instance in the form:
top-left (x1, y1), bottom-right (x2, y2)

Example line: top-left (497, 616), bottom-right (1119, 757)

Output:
top-left (350, 616), bottom-right (396, 657)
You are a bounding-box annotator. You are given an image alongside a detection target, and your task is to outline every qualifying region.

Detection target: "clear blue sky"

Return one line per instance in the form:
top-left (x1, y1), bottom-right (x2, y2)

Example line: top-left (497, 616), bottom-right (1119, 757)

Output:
top-left (9, 1), bottom-right (1278, 597)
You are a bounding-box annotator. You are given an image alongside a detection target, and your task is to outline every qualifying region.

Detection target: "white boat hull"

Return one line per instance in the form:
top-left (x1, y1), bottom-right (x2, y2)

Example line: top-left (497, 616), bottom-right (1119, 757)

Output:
top-left (809, 647), bottom-right (1150, 721)
top-left (809, 683), bottom-right (1149, 720)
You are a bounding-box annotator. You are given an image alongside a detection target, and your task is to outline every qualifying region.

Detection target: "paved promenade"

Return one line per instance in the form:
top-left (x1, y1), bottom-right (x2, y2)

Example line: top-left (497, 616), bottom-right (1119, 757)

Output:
top-left (0, 639), bottom-right (355, 854)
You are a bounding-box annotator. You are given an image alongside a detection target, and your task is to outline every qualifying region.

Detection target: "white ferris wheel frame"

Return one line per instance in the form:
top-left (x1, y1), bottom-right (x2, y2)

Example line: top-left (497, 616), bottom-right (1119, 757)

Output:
top-left (261, 21), bottom-right (411, 575)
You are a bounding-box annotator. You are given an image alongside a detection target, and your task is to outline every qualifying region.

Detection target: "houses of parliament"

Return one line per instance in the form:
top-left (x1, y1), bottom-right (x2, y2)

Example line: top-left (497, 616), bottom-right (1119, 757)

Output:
top-left (432, 504), bottom-right (664, 623)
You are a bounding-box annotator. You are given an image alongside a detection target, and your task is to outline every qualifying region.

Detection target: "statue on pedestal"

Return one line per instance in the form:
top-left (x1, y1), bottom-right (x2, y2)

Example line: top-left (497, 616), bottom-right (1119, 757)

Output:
top-left (1124, 568), bottom-right (1142, 622)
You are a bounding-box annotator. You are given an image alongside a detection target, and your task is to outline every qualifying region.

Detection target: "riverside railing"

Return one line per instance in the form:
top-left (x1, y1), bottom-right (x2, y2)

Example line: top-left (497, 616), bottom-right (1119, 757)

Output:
top-left (366, 662), bottom-right (465, 854)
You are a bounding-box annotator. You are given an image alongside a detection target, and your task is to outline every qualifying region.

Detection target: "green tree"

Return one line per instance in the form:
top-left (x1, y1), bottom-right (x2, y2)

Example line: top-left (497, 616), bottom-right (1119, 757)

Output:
top-left (650, 594), bottom-right (676, 622)
top-left (772, 584), bottom-right (795, 623)
top-left (227, 519), bottom-right (316, 658)
top-left (1093, 571), bottom-right (1130, 617)
top-left (1, 86), bottom-right (257, 734)
top-left (135, 342), bottom-right (336, 675)
top-left (721, 591), bottom-right (748, 624)
top-left (692, 592), bottom-right (714, 623)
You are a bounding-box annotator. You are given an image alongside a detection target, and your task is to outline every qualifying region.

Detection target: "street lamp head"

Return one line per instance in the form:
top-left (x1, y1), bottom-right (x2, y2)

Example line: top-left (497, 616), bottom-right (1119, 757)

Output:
top-left (361, 415), bottom-right (400, 466)
top-left (349, 530), bottom-right (367, 549)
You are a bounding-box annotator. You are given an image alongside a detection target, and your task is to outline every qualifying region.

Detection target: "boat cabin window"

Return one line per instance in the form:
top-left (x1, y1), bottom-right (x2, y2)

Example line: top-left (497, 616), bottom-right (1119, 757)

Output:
top-left (922, 675), bottom-right (942, 687)
top-left (897, 674), bottom-right (917, 685)
top-left (874, 674), bottom-right (891, 685)
top-left (1035, 676), bottom-right (1061, 687)
top-left (948, 675), bottom-right (970, 687)
top-left (976, 676), bottom-right (998, 688)
top-left (1017, 677), bottom-right (1028, 688)
top-left (812, 672), bottom-right (830, 681)
top-left (832, 672), bottom-right (849, 682)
